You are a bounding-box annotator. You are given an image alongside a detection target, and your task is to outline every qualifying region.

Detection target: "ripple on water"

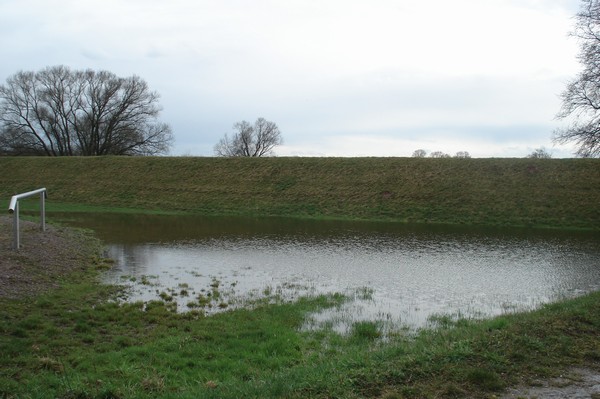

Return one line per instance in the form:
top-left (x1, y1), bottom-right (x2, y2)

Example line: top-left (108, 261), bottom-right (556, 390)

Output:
top-left (99, 224), bottom-right (600, 331)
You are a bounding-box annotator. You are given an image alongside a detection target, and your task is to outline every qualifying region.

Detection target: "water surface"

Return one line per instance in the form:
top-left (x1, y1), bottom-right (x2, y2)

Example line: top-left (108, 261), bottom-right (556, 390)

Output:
top-left (60, 213), bottom-right (600, 330)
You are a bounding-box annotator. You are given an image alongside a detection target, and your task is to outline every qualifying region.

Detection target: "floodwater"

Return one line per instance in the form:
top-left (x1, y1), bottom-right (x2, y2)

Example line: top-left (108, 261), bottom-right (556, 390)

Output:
top-left (59, 213), bottom-right (600, 330)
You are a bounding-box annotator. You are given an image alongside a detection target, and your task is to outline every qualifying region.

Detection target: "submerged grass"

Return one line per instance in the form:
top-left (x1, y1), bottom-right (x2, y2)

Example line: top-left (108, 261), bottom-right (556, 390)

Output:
top-left (1, 228), bottom-right (600, 398)
top-left (0, 274), bottom-right (347, 398)
top-left (0, 156), bottom-right (599, 230)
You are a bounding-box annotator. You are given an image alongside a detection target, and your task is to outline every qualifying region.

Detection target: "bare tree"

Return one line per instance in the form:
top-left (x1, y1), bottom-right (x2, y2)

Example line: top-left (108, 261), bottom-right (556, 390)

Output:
top-left (454, 151), bottom-right (471, 158)
top-left (214, 117), bottom-right (282, 157)
top-left (527, 147), bottom-right (552, 159)
top-left (412, 149), bottom-right (427, 157)
top-left (555, 0), bottom-right (600, 157)
top-left (0, 65), bottom-right (173, 156)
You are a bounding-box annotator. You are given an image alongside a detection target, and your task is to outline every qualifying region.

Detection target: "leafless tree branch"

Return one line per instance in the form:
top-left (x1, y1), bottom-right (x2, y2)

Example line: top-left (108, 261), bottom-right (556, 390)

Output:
top-left (214, 118), bottom-right (282, 157)
top-left (555, 0), bottom-right (600, 157)
top-left (0, 66), bottom-right (173, 156)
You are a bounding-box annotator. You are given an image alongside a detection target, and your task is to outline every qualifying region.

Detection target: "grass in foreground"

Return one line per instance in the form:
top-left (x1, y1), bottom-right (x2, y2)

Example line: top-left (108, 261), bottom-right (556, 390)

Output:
top-left (2, 259), bottom-right (600, 398)
top-left (1, 217), bottom-right (599, 398)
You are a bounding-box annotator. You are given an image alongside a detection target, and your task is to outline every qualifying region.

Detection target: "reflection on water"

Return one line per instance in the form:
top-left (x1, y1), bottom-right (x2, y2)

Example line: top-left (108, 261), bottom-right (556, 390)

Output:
top-left (58, 213), bottom-right (600, 330)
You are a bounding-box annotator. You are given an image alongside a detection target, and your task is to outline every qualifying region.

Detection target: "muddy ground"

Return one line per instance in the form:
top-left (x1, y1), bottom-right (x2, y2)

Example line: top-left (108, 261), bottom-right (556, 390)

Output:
top-left (0, 215), bottom-right (97, 299)
top-left (499, 367), bottom-right (600, 398)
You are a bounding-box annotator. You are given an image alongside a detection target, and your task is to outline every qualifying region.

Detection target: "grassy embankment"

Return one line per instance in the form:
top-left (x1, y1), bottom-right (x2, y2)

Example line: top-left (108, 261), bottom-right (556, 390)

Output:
top-left (0, 156), bottom-right (599, 229)
top-left (1, 156), bottom-right (599, 398)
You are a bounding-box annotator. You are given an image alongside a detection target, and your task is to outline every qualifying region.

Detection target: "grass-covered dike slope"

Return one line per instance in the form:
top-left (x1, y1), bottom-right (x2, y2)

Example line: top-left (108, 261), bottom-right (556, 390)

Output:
top-left (0, 156), bottom-right (599, 229)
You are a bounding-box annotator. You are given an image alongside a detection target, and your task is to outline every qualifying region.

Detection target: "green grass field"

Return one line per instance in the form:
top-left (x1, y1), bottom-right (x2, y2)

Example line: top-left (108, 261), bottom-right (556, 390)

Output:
top-left (2, 252), bottom-right (600, 398)
top-left (1, 156), bottom-right (599, 229)
top-left (1, 156), bottom-right (600, 398)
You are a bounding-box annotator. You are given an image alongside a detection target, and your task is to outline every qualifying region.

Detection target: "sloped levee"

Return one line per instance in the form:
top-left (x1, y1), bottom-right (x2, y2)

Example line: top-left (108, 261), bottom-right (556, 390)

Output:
top-left (0, 157), bottom-right (598, 230)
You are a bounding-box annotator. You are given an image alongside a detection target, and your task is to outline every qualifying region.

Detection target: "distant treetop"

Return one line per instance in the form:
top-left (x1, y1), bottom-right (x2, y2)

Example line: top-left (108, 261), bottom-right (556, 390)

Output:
top-left (527, 147), bottom-right (552, 159)
top-left (214, 118), bottom-right (282, 157)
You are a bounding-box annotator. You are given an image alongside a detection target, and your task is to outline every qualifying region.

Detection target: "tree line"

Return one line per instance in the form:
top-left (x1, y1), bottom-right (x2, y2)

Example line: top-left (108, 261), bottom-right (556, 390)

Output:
top-left (412, 150), bottom-right (471, 158)
top-left (412, 148), bottom-right (552, 159)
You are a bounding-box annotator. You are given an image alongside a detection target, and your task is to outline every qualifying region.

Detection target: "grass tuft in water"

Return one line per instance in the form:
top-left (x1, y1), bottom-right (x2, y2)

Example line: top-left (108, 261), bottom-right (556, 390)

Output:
top-left (350, 321), bottom-right (382, 342)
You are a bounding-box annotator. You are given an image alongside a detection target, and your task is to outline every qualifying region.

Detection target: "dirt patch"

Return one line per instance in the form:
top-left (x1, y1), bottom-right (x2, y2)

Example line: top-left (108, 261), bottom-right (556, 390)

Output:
top-left (499, 367), bottom-right (600, 398)
top-left (0, 215), bottom-right (100, 299)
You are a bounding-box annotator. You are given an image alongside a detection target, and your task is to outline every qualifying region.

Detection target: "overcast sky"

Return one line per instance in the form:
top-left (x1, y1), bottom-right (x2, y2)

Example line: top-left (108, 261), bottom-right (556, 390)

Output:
top-left (0, 0), bottom-right (584, 157)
